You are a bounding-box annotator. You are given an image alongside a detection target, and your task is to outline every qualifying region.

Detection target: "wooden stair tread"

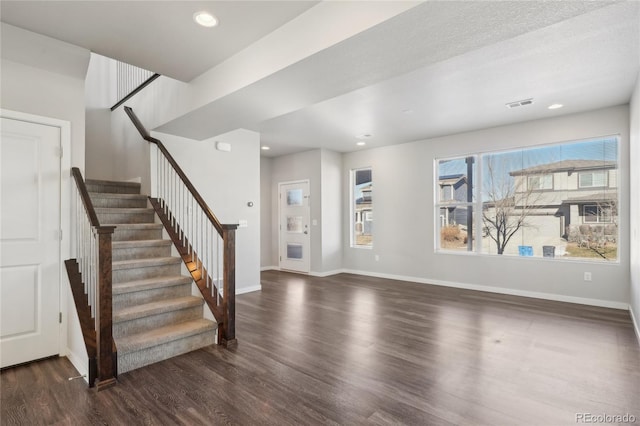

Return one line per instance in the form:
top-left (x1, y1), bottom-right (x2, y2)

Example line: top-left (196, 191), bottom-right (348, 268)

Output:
top-left (112, 256), bottom-right (181, 270)
top-left (115, 318), bottom-right (215, 354)
top-left (112, 276), bottom-right (192, 295)
top-left (114, 296), bottom-right (203, 323)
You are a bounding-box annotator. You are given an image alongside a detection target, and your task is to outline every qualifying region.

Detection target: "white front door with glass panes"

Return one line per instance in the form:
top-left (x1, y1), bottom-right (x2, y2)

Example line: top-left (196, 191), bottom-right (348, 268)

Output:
top-left (279, 181), bottom-right (310, 273)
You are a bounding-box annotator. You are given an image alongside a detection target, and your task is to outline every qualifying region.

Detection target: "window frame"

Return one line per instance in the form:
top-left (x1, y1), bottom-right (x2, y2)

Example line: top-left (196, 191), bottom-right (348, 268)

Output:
top-left (578, 170), bottom-right (608, 188)
top-left (583, 204), bottom-right (613, 224)
top-left (435, 136), bottom-right (619, 262)
top-left (351, 167), bottom-right (373, 249)
top-left (527, 174), bottom-right (553, 191)
top-left (435, 156), bottom-right (476, 253)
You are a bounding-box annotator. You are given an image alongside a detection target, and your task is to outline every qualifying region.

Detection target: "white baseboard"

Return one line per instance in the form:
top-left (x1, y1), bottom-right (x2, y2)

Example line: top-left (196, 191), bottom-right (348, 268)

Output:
top-left (309, 269), bottom-right (344, 277)
top-left (237, 285), bottom-right (261, 295)
top-left (260, 266), bottom-right (629, 310)
top-left (65, 348), bottom-right (89, 384)
top-left (630, 305), bottom-right (640, 345)
top-left (340, 269), bottom-right (629, 310)
top-left (260, 266), bottom-right (278, 271)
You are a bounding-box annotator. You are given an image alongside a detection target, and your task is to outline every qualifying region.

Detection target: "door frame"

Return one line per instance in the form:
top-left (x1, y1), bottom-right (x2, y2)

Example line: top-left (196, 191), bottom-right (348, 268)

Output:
top-left (277, 179), bottom-right (311, 273)
top-left (1, 109), bottom-right (71, 361)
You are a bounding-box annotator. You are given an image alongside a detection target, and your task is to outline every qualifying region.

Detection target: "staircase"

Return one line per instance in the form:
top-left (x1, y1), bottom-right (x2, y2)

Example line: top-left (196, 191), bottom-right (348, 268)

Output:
top-left (86, 178), bottom-right (217, 374)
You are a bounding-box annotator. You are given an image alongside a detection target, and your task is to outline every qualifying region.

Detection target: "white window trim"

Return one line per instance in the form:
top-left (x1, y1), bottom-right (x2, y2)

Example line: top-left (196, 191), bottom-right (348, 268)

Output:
top-left (578, 170), bottom-right (608, 188)
top-left (435, 135), bottom-right (619, 262)
top-left (528, 174), bottom-right (553, 191)
top-left (351, 167), bottom-right (373, 249)
top-left (583, 204), bottom-right (613, 224)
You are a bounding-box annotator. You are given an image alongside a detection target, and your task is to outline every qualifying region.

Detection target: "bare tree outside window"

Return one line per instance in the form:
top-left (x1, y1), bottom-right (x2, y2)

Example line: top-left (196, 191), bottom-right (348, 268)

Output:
top-left (482, 157), bottom-right (544, 255)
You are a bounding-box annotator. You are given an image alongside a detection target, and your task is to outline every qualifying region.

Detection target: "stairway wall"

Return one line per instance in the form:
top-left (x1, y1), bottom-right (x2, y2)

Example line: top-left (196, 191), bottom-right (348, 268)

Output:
top-left (158, 130), bottom-right (262, 294)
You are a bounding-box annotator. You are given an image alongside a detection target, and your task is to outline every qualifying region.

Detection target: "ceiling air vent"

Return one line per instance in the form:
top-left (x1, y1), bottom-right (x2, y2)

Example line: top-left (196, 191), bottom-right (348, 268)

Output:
top-left (506, 98), bottom-right (534, 109)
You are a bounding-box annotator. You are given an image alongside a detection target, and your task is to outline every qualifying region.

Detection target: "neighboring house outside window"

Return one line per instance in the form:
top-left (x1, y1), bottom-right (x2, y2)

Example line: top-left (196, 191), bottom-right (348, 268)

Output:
top-left (352, 168), bottom-right (373, 247)
top-left (436, 137), bottom-right (618, 261)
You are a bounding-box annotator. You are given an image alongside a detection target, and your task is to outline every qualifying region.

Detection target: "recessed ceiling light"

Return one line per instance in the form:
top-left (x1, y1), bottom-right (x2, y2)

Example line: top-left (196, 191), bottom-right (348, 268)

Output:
top-left (194, 11), bottom-right (218, 27)
top-left (402, 109), bottom-right (413, 114)
top-left (261, 146), bottom-right (270, 150)
top-left (357, 134), bottom-right (372, 139)
top-left (356, 141), bottom-right (366, 146)
top-left (548, 103), bottom-right (564, 110)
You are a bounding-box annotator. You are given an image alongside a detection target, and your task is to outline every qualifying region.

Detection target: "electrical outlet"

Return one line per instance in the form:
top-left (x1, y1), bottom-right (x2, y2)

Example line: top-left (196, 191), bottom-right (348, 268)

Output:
top-left (584, 272), bottom-right (592, 281)
top-left (375, 255), bottom-right (380, 261)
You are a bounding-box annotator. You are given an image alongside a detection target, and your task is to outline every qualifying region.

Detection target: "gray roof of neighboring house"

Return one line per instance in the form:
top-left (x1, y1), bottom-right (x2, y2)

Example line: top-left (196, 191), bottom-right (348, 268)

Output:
top-left (564, 192), bottom-right (617, 203)
top-left (439, 174), bottom-right (467, 185)
top-left (509, 160), bottom-right (617, 176)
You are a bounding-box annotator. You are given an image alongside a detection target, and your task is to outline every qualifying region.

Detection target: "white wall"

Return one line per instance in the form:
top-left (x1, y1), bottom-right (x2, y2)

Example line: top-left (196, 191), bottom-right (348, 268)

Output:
top-left (260, 157), bottom-right (273, 268)
top-left (1, 23), bottom-right (91, 376)
top-left (342, 105), bottom-right (631, 308)
top-left (320, 149), bottom-right (343, 273)
top-left (629, 73), bottom-right (640, 340)
top-left (157, 130), bottom-right (261, 294)
top-left (99, 75), bottom-right (189, 195)
top-left (85, 54), bottom-right (116, 180)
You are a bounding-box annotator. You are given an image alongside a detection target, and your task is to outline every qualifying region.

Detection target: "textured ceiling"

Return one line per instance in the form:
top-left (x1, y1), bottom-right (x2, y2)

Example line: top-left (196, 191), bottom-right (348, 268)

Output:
top-left (0, 1), bottom-right (318, 81)
top-left (153, 1), bottom-right (638, 158)
top-left (256, 1), bottom-right (640, 156)
top-left (1, 1), bottom-right (638, 158)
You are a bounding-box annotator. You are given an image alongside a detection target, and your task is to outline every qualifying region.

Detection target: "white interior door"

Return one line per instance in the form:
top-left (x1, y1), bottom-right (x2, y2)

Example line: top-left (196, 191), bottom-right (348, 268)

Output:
top-left (279, 181), bottom-right (310, 273)
top-left (1, 117), bottom-right (61, 368)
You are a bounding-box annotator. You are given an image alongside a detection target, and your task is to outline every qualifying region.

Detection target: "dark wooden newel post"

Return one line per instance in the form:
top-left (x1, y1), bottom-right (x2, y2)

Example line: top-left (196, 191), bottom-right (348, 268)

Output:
top-left (95, 226), bottom-right (116, 390)
top-left (221, 225), bottom-right (237, 348)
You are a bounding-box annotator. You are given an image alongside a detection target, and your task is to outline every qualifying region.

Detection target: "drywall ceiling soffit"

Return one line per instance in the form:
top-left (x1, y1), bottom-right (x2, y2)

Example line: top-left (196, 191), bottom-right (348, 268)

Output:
top-left (0, 1), bottom-right (318, 81)
top-left (258, 1), bottom-right (640, 157)
top-left (155, 1), bottom-right (623, 149)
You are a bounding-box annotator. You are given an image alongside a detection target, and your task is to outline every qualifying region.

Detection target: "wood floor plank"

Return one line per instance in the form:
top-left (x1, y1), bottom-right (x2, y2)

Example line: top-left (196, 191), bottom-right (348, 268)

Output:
top-left (2, 270), bottom-right (639, 425)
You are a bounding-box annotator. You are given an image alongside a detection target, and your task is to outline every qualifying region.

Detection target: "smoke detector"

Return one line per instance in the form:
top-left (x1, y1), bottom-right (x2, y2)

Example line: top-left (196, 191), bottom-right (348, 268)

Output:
top-left (505, 98), bottom-right (534, 109)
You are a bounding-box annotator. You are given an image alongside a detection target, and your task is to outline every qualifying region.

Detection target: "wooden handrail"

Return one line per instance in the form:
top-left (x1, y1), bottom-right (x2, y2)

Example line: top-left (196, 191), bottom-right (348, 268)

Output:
top-left (71, 167), bottom-right (100, 228)
top-left (68, 167), bottom-right (116, 390)
top-left (111, 73), bottom-right (160, 111)
top-left (125, 106), bottom-right (237, 347)
top-left (124, 106), bottom-right (230, 236)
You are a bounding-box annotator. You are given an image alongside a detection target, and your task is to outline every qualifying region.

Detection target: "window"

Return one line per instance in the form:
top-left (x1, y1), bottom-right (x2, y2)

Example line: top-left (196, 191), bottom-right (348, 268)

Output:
top-left (528, 174), bottom-right (553, 190)
top-left (436, 158), bottom-right (475, 251)
top-left (352, 168), bottom-right (373, 247)
top-left (583, 204), bottom-right (613, 223)
top-left (441, 185), bottom-right (454, 201)
top-left (435, 136), bottom-right (619, 262)
top-left (579, 171), bottom-right (607, 188)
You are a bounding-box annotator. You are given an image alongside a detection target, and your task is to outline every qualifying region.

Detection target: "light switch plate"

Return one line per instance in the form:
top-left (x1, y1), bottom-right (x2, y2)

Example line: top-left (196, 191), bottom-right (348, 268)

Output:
top-left (238, 220), bottom-right (248, 228)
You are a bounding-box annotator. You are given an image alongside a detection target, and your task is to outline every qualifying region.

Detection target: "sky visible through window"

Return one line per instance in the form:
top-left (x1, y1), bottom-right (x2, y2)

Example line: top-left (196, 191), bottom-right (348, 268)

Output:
top-left (438, 137), bottom-right (618, 178)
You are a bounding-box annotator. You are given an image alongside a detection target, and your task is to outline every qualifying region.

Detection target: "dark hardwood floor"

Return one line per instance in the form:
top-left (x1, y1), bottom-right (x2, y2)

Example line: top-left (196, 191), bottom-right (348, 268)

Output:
top-left (3, 270), bottom-right (639, 425)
